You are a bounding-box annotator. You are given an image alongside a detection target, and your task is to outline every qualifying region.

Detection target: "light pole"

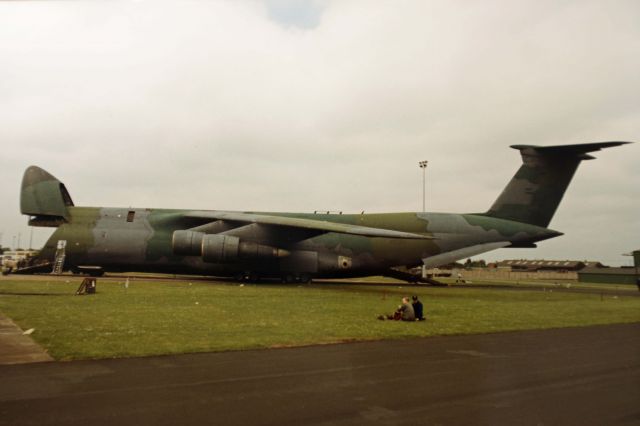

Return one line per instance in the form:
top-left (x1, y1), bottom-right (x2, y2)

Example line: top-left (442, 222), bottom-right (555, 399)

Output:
top-left (419, 160), bottom-right (428, 212)
top-left (419, 160), bottom-right (428, 280)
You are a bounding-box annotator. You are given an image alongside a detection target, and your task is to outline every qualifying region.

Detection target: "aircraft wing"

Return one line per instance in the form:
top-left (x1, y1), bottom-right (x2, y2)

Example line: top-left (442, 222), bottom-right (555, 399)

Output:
top-left (184, 211), bottom-right (433, 240)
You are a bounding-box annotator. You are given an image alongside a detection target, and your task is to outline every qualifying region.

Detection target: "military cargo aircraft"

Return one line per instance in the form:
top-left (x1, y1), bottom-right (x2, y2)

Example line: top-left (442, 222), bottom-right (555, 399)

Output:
top-left (17, 142), bottom-right (629, 283)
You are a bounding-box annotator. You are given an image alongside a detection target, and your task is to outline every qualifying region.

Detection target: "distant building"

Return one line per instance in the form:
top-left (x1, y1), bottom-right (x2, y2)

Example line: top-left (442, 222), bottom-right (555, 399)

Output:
top-left (497, 259), bottom-right (604, 272)
top-left (1, 250), bottom-right (40, 269)
top-left (578, 267), bottom-right (638, 285)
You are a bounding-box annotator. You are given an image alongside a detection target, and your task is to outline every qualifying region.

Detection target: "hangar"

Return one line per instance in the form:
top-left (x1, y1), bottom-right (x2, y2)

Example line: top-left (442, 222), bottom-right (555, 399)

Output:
top-left (497, 259), bottom-right (603, 272)
top-left (577, 267), bottom-right (638, 285)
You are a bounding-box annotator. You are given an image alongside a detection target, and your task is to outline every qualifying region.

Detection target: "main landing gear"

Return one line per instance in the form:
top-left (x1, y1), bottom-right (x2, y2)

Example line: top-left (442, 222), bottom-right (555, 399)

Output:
top-left (234, 272), bottom-right (312, 284)
top-left (281, 273), bottom-right (312, 284)
top-left (235, 272), bottom-right (261, 283)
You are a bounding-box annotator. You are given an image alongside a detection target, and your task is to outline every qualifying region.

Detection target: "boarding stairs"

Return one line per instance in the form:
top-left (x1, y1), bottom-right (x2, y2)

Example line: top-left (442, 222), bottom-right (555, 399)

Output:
top-left (51, 240), bottom-right (67, 275)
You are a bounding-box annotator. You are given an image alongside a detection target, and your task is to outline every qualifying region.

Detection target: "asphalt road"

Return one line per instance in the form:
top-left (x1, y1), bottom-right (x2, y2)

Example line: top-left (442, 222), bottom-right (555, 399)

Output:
top-left (1, 323), bottom-right (638, 426)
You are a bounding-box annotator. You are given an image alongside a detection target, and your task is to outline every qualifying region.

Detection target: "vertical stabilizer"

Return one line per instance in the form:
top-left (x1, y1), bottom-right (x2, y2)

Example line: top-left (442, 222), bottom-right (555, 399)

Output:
top-left (484, 142), bottom-right (630, 227)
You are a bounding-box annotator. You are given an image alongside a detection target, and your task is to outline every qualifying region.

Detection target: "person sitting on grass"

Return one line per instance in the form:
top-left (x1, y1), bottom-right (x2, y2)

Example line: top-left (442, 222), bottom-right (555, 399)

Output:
top-left (378, 297), bottom-right (415, 321)
top-left (412, 295), bottom-right (425, 321)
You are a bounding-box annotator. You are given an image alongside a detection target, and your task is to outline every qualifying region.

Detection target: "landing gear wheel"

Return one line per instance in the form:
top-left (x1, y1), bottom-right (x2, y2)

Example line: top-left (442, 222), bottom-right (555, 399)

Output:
top-left (238, 272), bottom-right (261, 283)
top-left (299, 274), bottom-right (312, 284)
top-left (282, 274), bottom-right (296, 284)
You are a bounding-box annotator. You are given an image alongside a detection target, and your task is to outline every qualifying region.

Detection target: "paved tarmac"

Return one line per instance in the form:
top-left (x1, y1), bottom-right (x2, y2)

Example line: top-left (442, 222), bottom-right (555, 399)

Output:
top-left (1, 322), bottom-right (638, 426)
top-left (0, 313), bottom-right (52, 364)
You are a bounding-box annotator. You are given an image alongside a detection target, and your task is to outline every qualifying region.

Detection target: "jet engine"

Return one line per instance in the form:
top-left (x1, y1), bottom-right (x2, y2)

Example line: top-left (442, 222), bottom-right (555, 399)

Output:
top-left (172, 230), bottom-right (204, 256)
top-left (172, 230), bottom-right (289, 263)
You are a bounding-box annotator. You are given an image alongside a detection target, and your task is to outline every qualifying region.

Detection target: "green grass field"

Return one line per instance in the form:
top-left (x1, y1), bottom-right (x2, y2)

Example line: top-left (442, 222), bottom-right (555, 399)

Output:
top-left (1, 277), bottom-right (639, 360)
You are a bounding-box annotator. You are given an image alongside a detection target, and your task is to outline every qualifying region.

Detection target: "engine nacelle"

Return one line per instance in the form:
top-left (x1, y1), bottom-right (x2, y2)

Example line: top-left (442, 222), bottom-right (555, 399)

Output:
top-left (173, 231), bottom-right (291, 263)
top-left (172, 230), bottom-right (204, 256)
top-left (202, 234), bottom-right (240, 263)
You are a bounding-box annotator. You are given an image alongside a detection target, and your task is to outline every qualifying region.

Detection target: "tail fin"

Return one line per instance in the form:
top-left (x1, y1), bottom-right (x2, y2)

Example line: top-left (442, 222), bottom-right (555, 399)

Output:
top-left (21, 166), bottom-right (74, 226)
top-left (484, 141), bottom-right (630, 227)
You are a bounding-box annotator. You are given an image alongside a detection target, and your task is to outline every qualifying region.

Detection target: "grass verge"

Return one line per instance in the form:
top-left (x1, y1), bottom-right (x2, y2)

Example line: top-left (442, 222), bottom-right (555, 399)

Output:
top-left (0, 277), bottom-right (638, 360)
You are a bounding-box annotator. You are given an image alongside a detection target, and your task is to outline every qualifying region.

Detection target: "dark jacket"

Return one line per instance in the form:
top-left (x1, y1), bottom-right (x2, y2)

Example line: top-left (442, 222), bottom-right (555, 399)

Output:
top-left (412, 301), bottom-right (424, 320)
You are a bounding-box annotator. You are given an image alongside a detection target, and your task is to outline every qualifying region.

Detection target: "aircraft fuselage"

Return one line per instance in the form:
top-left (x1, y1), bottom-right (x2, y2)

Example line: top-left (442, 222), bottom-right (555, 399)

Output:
top-left (37, 206), bottom-right (558, 278)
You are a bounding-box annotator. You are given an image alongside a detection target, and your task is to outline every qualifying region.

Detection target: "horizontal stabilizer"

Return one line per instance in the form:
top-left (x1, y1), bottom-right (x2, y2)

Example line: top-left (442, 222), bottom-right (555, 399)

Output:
top-left (510, 141), bottom-right (631, 160)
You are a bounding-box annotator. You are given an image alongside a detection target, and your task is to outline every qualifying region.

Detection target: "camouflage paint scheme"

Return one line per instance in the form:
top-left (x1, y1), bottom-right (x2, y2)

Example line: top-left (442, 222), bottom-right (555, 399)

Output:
top-left (20, 142), bottom-right (629, 281)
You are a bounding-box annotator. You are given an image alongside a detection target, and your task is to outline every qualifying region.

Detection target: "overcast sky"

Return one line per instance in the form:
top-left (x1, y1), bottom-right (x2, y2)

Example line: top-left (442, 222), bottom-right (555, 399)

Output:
top-left (1, 0), bottom-right (638, 265)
